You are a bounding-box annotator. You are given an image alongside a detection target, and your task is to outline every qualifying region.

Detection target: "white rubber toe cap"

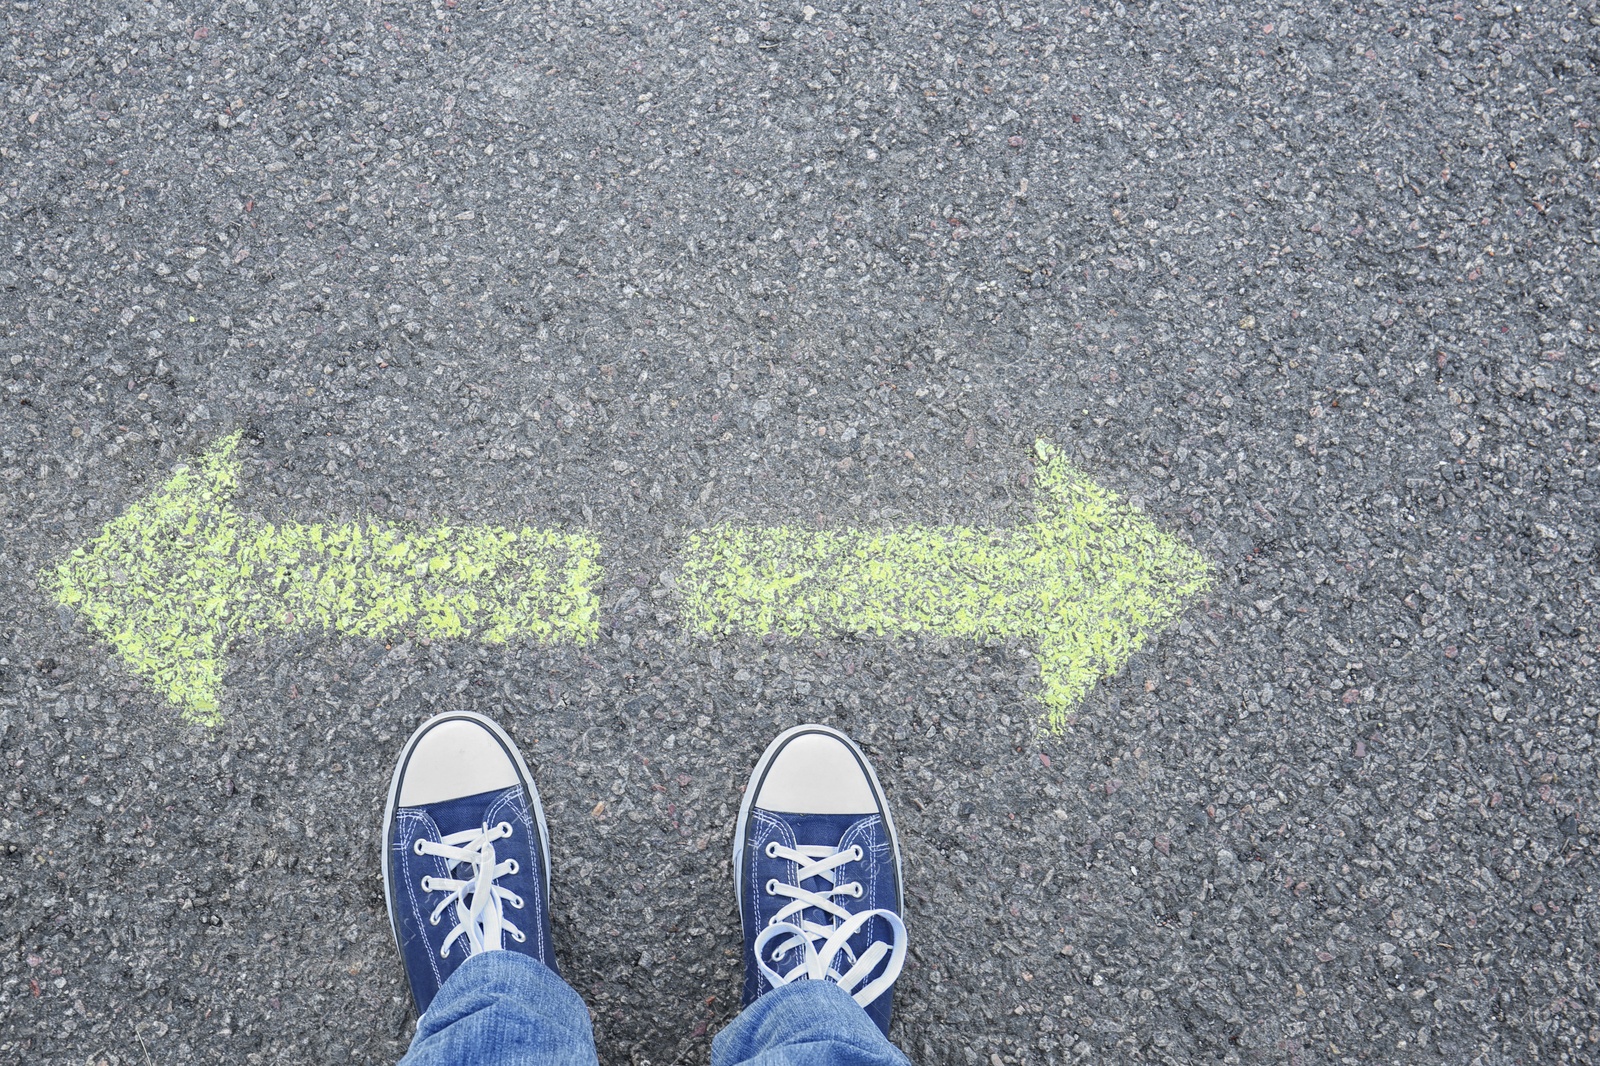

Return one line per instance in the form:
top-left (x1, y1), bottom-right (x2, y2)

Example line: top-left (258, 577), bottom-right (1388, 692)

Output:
top-left (397, 717), bottom-right (520, 806)
top-left (753, 730), bottom-right (877, 815)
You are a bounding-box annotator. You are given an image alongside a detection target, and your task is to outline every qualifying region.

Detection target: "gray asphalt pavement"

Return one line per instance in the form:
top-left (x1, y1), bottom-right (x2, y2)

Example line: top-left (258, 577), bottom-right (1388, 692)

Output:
top-left (3, 1), bottom-right (1598, 1063)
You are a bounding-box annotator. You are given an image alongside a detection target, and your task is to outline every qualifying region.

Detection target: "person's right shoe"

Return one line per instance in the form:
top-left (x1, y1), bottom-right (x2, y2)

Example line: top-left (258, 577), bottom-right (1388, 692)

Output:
top-left (733, 724), bottom-right (907, 1037)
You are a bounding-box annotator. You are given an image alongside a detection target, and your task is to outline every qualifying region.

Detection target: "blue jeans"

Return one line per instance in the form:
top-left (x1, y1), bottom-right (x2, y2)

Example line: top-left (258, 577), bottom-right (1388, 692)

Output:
top-left (397, 951), bottom-right (912, 1066)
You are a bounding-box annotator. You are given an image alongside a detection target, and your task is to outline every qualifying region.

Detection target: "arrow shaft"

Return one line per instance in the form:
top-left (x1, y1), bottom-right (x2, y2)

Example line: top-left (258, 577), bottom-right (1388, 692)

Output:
top-left (251, 521), bottom-right (601, 645)
top-left (679, 524), bottom-right (1064, 640)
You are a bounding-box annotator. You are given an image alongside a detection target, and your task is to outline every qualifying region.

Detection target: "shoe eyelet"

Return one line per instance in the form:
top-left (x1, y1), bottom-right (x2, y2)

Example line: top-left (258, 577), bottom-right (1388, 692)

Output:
top-left (849, 882), bottom-right (864, 898)
top-left (510, 929), bottom-right (526, 943)
top-left (764, 841), bottom-right (780, 858)
top-left (496, 821), bottom-right (513, 838)
top-left (438, 946), bottom-right (450, 959)
top-left (505, 859), bottom-right (519, 875)
top-left (509, 895), bottom-right (524, 909)
top-left (419, 877), bottom-right (432, 892)
top-left (413, 840), bottom-right (427, 856)
top-left (429, 913), bottom-right (440, 927)
top-left (765, 878), bottom-right (779, 896)
top-left (851, 845), bottom-right (864, 861)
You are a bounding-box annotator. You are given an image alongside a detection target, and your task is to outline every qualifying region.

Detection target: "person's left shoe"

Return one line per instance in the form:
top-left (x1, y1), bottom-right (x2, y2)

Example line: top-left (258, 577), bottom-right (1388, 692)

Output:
top-left (382, 710), bottom-right (556, 1014)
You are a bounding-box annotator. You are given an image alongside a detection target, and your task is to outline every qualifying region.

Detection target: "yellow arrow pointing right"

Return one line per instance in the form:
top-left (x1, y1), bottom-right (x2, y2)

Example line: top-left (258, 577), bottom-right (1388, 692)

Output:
top-left (678, 440), bottom-right (1211, 728)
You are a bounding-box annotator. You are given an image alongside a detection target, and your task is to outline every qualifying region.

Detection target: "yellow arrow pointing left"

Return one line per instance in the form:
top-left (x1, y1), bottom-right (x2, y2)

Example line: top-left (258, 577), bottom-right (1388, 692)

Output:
top-left (44, 432), bottom-right (602, 726)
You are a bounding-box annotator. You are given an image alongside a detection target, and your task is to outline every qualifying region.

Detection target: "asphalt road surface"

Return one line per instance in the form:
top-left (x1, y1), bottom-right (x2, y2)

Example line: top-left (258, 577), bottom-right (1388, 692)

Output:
top-left (3, 2), bottom-right (1598, 1063)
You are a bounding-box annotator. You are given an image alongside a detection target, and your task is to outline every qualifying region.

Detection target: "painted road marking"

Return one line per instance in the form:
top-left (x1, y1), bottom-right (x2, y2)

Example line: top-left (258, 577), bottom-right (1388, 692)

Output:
top-left (45, 432), bottom-right (602, 726)
top-left (678, 440), bottom-right (1210, 728)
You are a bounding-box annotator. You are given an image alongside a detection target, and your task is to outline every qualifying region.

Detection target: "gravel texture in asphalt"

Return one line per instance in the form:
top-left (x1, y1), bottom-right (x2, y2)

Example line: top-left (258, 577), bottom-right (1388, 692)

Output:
top-left (2, 1), bottom-right (1598, 1063)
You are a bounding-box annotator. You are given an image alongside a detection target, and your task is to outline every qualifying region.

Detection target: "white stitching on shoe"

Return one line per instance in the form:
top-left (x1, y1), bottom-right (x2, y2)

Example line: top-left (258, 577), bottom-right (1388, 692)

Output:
top-left (396, 810), bottom-right (448, 991)
top-left (750, 811), bottom-right (798, 991)
top-left (485, 790), bottom-right (543, 961)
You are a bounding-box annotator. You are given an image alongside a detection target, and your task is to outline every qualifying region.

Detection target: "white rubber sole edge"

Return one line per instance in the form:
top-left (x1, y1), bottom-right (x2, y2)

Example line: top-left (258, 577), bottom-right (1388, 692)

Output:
top-left (380, 710), bottom-right (553, 956)
top-left (731, 722), bottom-right (905, 943)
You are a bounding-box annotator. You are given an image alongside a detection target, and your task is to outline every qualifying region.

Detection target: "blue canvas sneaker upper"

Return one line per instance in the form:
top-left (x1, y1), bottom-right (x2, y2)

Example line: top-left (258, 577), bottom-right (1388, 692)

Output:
top-left (735, 726), bottom-right (907, 1037)
top-left (382, 713), bottom-right (555, 1015)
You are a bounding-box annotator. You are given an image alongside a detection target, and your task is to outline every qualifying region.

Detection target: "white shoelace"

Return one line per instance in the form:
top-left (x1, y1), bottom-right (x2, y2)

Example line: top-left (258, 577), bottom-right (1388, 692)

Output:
top-left (414, 820), bottom-right (526, 958)
top-left (754, 841), bottom-right (907, 1008)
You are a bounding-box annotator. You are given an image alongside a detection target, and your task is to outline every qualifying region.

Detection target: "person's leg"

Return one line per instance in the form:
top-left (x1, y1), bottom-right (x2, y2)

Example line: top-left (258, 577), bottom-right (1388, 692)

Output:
top-left (382, 711), bottom-right (599, 1066)
top-left (715, 725), bottom-right (914, 1066)
top-left (712, 980), bottom-right (910, 1066)
top-left (398, 951), bottom-right (597, 1066)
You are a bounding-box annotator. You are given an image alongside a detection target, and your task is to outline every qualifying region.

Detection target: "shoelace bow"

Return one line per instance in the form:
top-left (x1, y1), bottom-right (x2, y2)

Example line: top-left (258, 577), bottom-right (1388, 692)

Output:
top-left (415, 820), bottom-right (526, 958)
top-left (755, 840), bottom-right (906, 1008)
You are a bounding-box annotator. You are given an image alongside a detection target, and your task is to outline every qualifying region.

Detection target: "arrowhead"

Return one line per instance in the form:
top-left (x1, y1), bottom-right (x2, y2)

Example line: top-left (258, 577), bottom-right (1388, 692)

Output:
top-left (1027, 439), bottom-right (1210, 727)
top-left (43, 432), bottom-right (247, 726)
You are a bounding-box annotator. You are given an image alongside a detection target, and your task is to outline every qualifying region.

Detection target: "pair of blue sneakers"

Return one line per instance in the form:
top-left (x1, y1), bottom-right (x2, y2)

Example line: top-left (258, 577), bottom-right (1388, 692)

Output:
top-left (381, 713), bottom-right (908, 1036)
